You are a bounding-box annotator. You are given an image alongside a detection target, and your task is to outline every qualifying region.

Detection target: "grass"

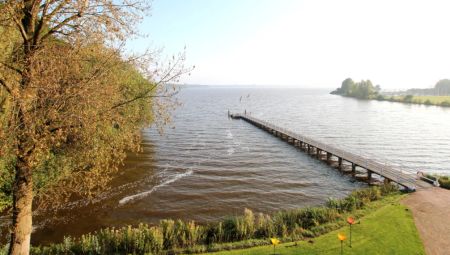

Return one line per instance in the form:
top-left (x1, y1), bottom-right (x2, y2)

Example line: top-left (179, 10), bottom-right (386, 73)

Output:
top-left (410, 95), bottom-right (450, 105)
top-left (203, 197), bottom-right (425, 255)
top-left (383, 95), bottom-right (450, 106)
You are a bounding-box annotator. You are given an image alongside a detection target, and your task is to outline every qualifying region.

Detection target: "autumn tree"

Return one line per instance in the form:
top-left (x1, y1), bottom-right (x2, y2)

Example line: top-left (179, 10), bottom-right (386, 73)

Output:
top-left (0, 1), bottom-right (189, 254)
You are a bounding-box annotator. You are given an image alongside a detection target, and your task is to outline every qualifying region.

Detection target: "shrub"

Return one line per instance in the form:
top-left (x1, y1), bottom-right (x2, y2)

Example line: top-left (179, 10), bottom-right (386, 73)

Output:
top-left (441, 100), bottom-right (450, 107)
top-left (424, 99), bottom-right (432, 105)
top-left (203, 222), bottom-right (224, 245)
top-left (404, 95), bottom-right (414, 103)
top-left (379, 183), bottom-right (399, 195)
top-left (351, 186), bottom-right (382, 202)
top-left (438, 176), bottom-right (450, 189)
top-left (254, 213), bottom-right (274, 239)
top-left (376, 95), bottom-right (385, 101)
top-left (161, 219), bottom-right (177, 250)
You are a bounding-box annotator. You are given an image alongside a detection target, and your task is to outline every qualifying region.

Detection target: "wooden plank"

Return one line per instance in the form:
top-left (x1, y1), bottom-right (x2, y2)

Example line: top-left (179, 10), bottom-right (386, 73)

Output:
top-left (233, 114), bottom-right (430, 191)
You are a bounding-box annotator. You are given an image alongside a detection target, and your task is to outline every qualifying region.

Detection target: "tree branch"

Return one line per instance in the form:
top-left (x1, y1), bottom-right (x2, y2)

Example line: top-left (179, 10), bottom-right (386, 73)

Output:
top-left (6, 6), bottom-right (29, 42)
top-left (1, 62), bottom-right (23, 75)
top-left (34, 0), bottom-right (51, 45)
top-left (0, 78), bottom-right (13, 95)
top-left (109, 85), bottom-right (158, 110)
top-left (40, 13), bottom-right (81, 41)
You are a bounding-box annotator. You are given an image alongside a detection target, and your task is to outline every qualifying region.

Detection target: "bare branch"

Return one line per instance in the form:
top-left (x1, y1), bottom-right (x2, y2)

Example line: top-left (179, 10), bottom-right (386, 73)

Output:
top-left (109, 84), bottom-right (159, 110)
top-left (40, 13), bottom-right (81, 41)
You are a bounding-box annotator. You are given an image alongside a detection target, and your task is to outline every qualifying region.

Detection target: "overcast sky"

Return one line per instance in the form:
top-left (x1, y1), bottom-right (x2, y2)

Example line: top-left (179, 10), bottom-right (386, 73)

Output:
top-left (127, 0), bottom-right (450, 89)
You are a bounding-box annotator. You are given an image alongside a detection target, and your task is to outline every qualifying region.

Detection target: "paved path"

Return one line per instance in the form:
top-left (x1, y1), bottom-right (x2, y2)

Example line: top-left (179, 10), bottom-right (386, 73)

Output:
top-left (402, 188), bottom-right (450, 255)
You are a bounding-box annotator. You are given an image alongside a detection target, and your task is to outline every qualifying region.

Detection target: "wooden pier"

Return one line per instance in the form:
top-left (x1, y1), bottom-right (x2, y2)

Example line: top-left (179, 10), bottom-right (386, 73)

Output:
top-left (230, 113), bottom-right (434, 191)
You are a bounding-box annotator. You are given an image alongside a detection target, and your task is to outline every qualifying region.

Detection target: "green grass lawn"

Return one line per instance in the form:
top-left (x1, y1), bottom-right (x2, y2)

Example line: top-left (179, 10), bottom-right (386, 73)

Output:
top-left (204, 202), bottom-right (424, 255)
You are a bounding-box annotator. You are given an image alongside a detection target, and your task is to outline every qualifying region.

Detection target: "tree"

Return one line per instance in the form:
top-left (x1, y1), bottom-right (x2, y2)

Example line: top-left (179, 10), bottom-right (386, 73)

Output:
top-left (435, 79), bottom-right (450, 95)
top-left (331, 78), bottom-right (379, 99)
top-left (341, 78), bottom-right (355, 96)
top-left (0, 1), bottom-right (190, 254)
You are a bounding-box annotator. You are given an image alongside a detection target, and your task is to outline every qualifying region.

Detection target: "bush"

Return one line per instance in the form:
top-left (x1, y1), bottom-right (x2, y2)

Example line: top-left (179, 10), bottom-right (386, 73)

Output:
top-left (424, 99), bottom-right (432, 105)
top-left (404, 95), bottom-right (414, 103)
top-left (438, 176), bottom-right (450, 189)
top-left (376, 95), bottom-right (385, 101)
top-left (441, 100), bottom-right (450, 107)
top-left (254, 213), bottom-right (274, 239)
top-left (379, 183), bottom-right (399, 195)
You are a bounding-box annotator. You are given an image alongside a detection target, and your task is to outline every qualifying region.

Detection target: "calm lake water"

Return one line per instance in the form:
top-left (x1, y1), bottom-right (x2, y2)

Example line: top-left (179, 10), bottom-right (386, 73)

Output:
top-left (24, 87), bottom-right (450, 244)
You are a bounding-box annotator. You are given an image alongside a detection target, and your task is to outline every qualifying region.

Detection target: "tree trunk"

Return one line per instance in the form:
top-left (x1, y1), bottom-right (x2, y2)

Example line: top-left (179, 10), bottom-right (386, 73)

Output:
top-left (8, 160), bottom-right (33, 255)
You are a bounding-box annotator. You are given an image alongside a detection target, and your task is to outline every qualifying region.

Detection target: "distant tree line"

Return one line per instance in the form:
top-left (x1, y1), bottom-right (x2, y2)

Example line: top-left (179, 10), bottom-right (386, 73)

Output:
top-left (330, 78), bottom-right (380, 99)
top-left (403, 79), bottom-right (450, 96)
top-left (330, 78), bottom-right (450, 107)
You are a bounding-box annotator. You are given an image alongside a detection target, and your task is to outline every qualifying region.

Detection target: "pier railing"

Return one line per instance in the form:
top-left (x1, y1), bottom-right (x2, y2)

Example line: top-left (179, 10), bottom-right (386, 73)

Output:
top-left (232, 113), bottom-right (435, 190)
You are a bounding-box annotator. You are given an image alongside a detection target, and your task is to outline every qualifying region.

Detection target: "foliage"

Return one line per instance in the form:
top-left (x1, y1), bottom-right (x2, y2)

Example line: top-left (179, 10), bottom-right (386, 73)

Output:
top-left (404, 79), bottom-right (450, 96)
top-left (331, 78), bottom-right (379, 99)
top-left (441, 100), bottom-right (450, 107)
top-left (438, 176), bottom-right (450, 190)
top-left (27, 185), bottom-right (399, 254)
top-left (206, 202), bottom-right (425, 255)
top-left (371, 95), bottom-right (450, 107)
top-left (0, 0), bottom-right (191, 252)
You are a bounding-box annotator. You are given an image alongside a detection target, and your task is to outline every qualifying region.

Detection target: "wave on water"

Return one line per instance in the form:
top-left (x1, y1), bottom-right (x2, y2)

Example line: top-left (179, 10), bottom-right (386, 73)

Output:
top-left (226, 130), bottom-right (233, 139)
top-left (119, 169), bottom-right (193, 205)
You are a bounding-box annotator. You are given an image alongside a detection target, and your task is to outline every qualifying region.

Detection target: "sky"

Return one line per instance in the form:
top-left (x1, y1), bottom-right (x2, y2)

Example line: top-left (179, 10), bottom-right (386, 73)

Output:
top-left (126, 0), bottom-right (450, 89)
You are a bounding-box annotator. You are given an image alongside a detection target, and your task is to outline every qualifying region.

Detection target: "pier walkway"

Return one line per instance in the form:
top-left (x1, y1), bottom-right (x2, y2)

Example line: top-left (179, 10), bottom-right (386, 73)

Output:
top-left (230, 113), bottom-right (434, 191)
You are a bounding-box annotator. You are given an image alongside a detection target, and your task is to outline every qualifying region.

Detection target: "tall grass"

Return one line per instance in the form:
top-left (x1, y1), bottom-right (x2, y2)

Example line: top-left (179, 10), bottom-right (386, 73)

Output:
top-left (26, 184), bottom-right (399, 255)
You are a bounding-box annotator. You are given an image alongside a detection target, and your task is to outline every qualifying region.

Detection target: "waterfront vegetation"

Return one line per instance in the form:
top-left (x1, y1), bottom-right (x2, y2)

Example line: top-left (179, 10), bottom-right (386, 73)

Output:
top-left (330, 78), bottom-right (380, 100)
top-left (424, 175), bottom-right (450, 190)
top-left (205, 201), bottom-right (424, 255)
top-left (6, 185), bottom-right (405, 254)
top-left (375, 95), bottom-right (450, 107)
top-left (331, 78), bottom-right (450, 107)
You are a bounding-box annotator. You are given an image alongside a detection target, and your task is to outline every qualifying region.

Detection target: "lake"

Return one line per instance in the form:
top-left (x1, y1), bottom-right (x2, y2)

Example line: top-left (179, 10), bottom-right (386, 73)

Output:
top-left (28, 86), bottom-right (450, 244)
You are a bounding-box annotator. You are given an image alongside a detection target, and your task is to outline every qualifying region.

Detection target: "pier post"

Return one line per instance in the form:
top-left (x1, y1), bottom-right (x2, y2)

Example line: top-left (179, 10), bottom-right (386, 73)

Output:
top-left (326, 152), bottom-right (332, 163)
top-left (299, 141), bottom-right (303, 149)
top-left (351, 163), bottom-right (356, 176)
top-left (383, 178), bottom-right (391, 185)
top-left (338, 157), bottom-right (343, 171)
top-left (307, 144), bottom-right (311, 154)
top-left (367, 170), bottom-right (372, 182)
top-left (316, 149), bottom-right (321, 159)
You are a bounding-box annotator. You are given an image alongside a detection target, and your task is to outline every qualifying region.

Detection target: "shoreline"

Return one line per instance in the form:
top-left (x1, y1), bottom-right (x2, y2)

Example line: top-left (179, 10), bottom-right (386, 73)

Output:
top-left (333, 94), bottom-right (450, 108)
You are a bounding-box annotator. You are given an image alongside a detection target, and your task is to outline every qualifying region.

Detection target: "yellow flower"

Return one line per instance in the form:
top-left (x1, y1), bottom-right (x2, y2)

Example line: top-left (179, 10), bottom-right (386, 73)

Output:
top-left (338, 233), bottom-right (346, 241)
top-left (271, 238), bottom-right (281, 245)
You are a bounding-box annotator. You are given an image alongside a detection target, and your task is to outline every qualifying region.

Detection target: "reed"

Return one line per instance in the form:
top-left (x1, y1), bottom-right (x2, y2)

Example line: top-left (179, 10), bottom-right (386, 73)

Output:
top-left (26, 185), bottom-right (399, 255)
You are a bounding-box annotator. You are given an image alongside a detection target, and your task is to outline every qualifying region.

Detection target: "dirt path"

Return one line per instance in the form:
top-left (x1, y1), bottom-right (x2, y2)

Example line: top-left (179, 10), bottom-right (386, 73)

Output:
top-left (402, 188), bottom-right (450, 255)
